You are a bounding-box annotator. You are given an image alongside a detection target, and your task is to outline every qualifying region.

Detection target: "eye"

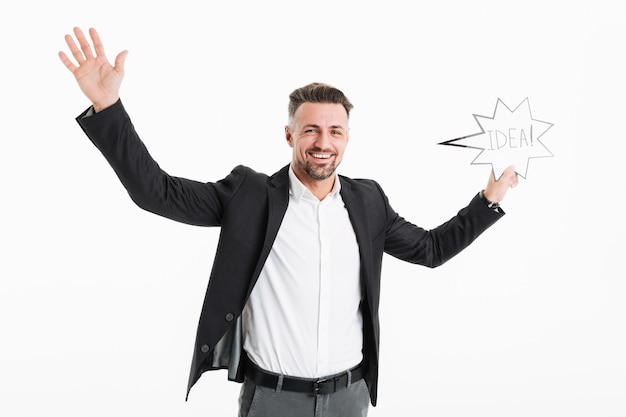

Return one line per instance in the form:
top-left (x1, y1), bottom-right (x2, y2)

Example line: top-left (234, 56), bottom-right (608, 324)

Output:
top-left (305, 128), bottom-right (318, 134)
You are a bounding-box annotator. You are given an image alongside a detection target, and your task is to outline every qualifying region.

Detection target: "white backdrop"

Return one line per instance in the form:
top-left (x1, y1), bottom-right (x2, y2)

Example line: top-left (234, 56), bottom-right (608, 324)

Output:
top-left (1, 1), bottom-right (625, 416)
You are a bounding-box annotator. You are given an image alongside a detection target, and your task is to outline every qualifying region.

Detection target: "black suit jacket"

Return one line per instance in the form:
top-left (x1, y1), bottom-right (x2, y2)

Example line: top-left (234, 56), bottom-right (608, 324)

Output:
top-left (77, 100), bottom-right (504, 406)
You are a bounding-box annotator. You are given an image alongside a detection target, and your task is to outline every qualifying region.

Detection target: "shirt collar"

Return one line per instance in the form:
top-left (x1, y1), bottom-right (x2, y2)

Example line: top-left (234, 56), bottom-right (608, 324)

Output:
top-left (288, 164), bottom-right (341, 201)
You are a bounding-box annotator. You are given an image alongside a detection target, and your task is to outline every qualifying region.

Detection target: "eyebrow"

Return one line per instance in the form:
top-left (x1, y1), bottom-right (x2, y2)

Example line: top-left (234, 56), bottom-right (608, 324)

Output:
top-left (302, 124), bottom-right (346, 130)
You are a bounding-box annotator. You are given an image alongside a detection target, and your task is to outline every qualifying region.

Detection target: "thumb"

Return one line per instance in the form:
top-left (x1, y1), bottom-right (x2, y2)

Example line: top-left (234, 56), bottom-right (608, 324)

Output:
top-left (114, 50), bottom-right (129, 74)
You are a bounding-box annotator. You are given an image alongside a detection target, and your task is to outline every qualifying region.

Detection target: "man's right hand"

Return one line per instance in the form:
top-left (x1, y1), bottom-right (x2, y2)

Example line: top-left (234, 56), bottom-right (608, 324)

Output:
top-left (59, 27), bottom-right (128, 112)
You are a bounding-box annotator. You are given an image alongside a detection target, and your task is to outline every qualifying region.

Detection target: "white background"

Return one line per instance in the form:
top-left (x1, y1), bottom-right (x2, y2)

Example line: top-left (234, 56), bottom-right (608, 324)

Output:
top-left (1, 1), bottom-right (625, 416)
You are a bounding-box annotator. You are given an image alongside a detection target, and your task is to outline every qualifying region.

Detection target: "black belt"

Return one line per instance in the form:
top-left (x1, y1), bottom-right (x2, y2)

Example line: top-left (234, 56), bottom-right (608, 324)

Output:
top-left (244, 358), bottom-right (366, 395)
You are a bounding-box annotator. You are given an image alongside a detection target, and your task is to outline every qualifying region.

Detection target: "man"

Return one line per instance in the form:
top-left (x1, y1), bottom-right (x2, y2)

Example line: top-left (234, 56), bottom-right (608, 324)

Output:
top-left (59, 27), bottom-right (518, 417)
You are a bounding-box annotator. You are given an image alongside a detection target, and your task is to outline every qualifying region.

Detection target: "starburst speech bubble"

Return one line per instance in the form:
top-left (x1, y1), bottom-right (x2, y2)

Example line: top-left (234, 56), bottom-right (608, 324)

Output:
top-left (438, 98), bottom-right (554, 179)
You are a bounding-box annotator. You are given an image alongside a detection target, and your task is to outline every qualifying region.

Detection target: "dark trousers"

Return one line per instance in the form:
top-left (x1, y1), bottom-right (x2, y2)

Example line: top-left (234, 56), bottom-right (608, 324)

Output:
top-left (238, 376), bottom-right (370, 417)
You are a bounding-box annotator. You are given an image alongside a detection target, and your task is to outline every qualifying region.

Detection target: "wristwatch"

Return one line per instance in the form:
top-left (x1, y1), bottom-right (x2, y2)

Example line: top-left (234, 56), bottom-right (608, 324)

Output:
top-left (479, 190), bottom-right (500, 209)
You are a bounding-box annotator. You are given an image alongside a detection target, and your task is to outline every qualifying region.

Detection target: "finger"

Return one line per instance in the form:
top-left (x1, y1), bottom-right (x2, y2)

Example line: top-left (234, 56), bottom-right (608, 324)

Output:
top-left (501, 166), bottom-right (518, 188)
top-left (114, 50), bottom-right (129, 74)
top-left (500, 166), bottom-right (515, 181)
top-left (64, 32), bottom-right (85, 64)
top-left (73, 26), bottom-right (95, 60)
top-left (490, 168), bottom-right (499, 183)
top-left (58, 51), bottom-right (78, 73)
top-left (89, 27), bottom-right (106, 59)
top-left (511, 173), bottom-right (519, 188)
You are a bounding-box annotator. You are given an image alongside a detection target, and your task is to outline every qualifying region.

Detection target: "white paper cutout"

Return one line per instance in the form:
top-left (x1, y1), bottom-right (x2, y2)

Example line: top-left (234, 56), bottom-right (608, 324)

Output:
top-left (439, 98), bottom-right (554, 179)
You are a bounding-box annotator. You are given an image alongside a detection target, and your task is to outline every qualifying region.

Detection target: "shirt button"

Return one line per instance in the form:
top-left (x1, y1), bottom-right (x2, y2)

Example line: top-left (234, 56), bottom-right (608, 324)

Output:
top-left (200, 344), bottom-right (210, 353)
top-left (225, 312), bottom-right (235, 322)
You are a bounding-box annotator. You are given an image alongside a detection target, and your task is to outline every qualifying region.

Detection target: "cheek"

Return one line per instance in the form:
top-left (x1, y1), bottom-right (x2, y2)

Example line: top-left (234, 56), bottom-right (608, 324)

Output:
top-left (296, 140), bottom-right (312, 153)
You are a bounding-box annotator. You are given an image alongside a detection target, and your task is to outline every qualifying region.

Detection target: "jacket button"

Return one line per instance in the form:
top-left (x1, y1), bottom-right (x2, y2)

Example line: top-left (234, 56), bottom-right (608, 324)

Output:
top-left (225, 313), bottom-right (234, 322)
top-left (200, 344), bottom-right (210, 353)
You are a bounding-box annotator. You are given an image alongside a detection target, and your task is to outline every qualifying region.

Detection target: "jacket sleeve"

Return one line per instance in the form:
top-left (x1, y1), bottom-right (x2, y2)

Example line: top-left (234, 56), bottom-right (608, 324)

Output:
top-left (76, 100), bottom-right (245, 227)
top-left (381, 185), bottom-right (504, 268)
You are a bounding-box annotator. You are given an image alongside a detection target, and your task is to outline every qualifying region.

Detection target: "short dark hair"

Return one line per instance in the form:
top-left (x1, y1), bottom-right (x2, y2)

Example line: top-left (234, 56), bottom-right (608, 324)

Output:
top-left (287, 82), bottom-right (353, 128)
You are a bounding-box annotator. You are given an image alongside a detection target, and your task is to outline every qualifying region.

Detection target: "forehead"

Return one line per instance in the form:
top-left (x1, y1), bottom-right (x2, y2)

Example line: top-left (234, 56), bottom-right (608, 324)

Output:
top-left (293, 102), bottom-right (348, 127)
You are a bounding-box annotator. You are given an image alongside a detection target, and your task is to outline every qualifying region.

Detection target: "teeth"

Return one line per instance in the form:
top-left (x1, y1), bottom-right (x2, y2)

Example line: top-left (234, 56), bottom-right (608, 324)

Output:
top-left (312, 153), bottom-right (331, 159)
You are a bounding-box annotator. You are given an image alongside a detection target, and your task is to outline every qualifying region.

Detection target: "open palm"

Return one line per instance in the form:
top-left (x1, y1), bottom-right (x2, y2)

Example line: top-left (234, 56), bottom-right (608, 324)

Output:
top-left (59, 27), bottom-right (128, 112)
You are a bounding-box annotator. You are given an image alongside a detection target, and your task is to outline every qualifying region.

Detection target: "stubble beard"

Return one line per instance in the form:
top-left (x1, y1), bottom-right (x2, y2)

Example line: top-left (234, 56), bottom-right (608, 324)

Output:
top-left (298, 159), bottom-right (338, 181)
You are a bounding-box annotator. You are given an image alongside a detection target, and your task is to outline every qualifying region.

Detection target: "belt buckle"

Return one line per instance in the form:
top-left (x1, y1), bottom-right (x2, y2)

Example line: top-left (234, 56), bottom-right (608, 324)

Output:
top-left (314, 376), bottom-right (337, 396)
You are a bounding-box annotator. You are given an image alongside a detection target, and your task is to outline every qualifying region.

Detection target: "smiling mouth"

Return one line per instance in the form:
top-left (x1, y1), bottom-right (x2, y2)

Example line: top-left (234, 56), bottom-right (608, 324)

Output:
top-left (309, 152), bottom-right (333, 160)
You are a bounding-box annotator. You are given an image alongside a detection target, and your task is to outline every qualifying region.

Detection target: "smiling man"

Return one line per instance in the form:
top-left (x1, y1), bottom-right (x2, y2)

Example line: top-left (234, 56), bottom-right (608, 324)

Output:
top-left (60, 27), bottom-right (518, 417)
top-left (286, 97), bottom-right (351, 199)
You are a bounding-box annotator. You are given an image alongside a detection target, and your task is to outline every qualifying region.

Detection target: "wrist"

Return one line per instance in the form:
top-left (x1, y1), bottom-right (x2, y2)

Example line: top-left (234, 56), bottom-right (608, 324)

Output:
top-left (93, 96), bottom-right (120, 113)
top-left (479, 190), bottom-right (500, 209)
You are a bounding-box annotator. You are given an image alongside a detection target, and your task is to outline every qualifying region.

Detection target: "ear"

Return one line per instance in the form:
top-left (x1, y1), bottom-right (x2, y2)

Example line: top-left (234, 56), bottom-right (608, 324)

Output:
top-left (285, 125), bottom-right (294, 147)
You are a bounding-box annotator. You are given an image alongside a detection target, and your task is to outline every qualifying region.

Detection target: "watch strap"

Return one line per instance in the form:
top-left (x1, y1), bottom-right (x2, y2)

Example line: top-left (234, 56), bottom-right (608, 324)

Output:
top-left (479, 190), bottom-right (500, 209)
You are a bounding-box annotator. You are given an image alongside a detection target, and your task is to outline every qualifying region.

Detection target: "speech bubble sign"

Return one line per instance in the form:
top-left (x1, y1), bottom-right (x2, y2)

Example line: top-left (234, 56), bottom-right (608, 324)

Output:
top-left (438, 98), bottom-right (554, 179)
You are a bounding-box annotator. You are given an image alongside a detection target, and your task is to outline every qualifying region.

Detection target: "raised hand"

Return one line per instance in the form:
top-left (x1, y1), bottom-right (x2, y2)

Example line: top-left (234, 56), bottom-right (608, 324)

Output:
top-left (59, 27), bottom-right (128, 112)
top-left (484, 165), bottom-right (519, 203)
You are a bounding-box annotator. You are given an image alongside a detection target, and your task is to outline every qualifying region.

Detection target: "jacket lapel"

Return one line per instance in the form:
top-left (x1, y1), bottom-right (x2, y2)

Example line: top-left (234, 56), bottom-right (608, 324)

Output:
top-left (339, 178), bottom-right (374, 296)
top-left (245, 165), bottom-right (290, 298)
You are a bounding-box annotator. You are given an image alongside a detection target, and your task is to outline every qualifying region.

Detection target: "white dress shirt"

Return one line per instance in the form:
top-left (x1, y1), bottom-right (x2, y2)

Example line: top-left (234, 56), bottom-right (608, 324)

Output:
top-left (242, 165), bottom-right (363, 378)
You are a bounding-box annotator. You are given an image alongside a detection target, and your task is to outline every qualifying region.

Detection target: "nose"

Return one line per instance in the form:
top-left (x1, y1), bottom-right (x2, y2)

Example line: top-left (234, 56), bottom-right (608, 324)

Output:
top-left (314, 130), bottom-right (332, 149)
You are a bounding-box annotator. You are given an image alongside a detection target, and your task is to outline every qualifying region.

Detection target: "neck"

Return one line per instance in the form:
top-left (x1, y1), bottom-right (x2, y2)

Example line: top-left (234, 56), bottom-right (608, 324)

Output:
top-left (306, 179), bottom-right (335, 200)
top-left (292, 170), bottom-right (336, 200)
